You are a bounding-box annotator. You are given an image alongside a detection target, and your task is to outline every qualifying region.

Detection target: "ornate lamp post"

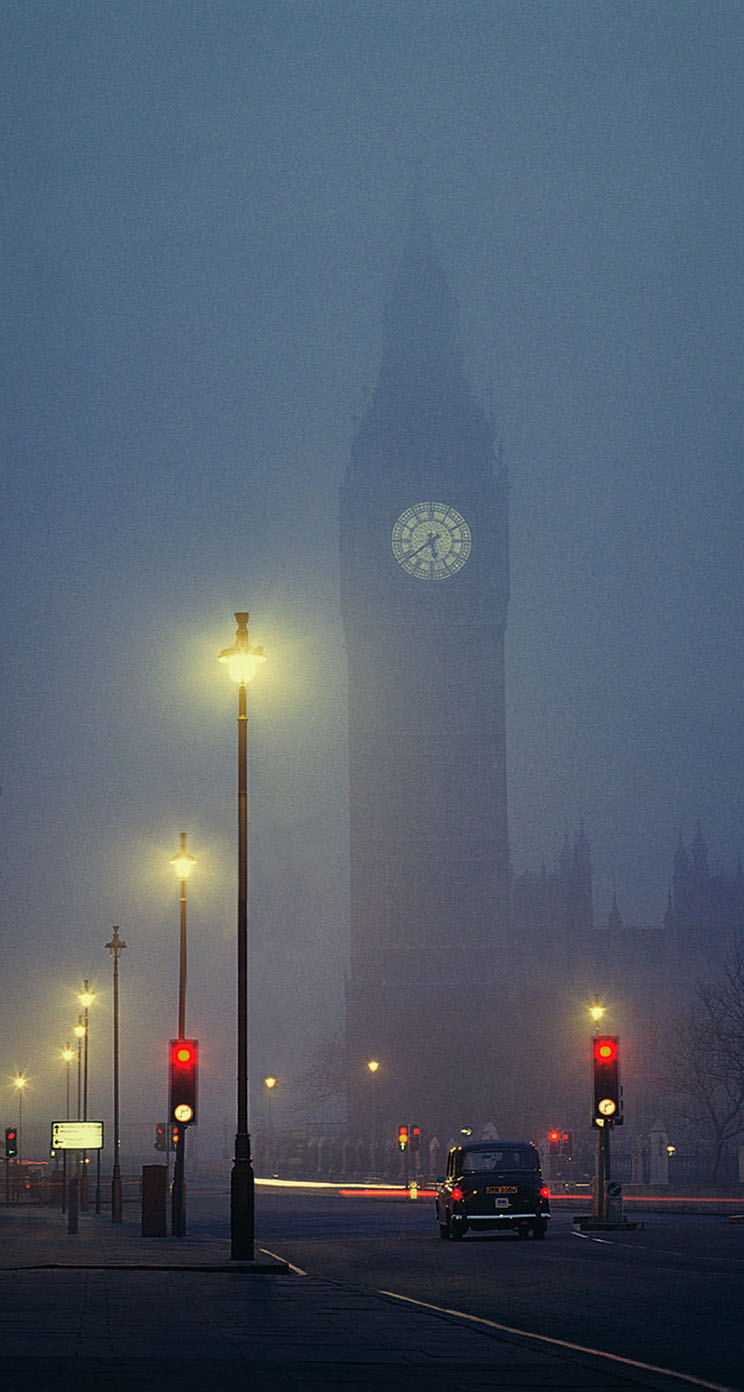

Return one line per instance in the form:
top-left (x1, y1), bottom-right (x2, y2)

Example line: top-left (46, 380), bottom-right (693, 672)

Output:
top-left (218, 611), bottom-right (265, 1261)
top-left (106, 927), bottom-right (127, 1222)
top-left (169, 834), bottom-right (196, 1237)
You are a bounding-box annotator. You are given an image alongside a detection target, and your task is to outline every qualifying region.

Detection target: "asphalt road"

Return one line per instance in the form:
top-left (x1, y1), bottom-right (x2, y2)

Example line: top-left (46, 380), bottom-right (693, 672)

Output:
top-left (187, 1185), bottom-right (744, 1391)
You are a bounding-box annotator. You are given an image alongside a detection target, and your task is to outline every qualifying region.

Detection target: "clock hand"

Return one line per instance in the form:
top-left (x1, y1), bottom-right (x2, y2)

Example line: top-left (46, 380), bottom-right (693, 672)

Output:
top-left (410, 530), bottom-right (442, 560)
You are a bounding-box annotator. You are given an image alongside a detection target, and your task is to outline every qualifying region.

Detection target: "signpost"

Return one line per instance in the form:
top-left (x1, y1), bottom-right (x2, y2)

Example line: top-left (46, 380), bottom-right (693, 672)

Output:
top-left (51, 1122), bottom-right (103, 1234)
top-left (51, 1121), bottom-right (104, 1151)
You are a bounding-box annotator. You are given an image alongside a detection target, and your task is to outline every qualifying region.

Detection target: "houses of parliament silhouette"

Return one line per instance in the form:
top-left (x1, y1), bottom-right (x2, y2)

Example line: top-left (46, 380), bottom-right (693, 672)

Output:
top-left (339, 213), bottom-right (742, 1145)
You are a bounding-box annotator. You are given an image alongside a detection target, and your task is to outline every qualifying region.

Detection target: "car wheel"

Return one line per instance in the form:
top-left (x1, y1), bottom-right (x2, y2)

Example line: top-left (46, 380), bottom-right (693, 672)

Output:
top-left (449, 1217), bottom-right (464, 1240)
top-left (532, 1220), bottom-right (547, 1239)
top-left (517, 1223), bottom-right (530, 1239)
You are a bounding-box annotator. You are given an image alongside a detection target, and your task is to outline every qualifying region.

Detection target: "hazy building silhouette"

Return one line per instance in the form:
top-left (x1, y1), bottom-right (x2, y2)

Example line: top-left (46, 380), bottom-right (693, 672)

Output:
top-left (340, 217), bottom-right (744, 1146)
top-left (341, 211), bottom-right (510, 1139)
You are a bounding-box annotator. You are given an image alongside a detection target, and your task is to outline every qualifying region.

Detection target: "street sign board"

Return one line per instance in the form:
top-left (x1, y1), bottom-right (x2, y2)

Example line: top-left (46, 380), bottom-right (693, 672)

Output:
top-left (51, 1121), bottom-right (104, 1150)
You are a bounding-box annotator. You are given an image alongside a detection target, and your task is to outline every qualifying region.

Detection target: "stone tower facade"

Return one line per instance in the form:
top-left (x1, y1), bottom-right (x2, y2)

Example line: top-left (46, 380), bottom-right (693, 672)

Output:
top-left (341, 216), bottom-right (511, 1139)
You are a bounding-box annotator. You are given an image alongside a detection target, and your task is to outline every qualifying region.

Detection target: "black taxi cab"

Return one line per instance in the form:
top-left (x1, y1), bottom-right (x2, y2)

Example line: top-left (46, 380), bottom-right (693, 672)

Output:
top-left (436, 1139), bottom-right (550, 1241)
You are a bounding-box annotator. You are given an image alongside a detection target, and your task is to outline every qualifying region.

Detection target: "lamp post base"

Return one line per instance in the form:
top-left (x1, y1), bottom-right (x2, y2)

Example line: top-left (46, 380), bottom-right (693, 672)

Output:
top-left (230, 1144), bottom-right (255, 1261)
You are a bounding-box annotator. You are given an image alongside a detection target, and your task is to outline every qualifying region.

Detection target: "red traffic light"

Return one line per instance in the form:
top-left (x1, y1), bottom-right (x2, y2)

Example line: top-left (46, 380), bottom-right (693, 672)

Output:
top-left (397, 1124), bottom-right (409, 1151)
top-left (169, 1038), bottom-right (198, 1125)
top-left (592, 1035), bottom-right (622, 1126)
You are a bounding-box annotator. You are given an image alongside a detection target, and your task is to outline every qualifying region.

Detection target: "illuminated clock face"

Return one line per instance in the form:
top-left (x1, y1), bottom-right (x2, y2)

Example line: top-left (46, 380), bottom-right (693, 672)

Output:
top-left (391, 502), bottom-right (472, 580)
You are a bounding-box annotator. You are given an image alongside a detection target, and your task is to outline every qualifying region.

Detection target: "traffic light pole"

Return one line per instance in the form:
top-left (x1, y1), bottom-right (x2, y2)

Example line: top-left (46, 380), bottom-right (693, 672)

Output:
top-left (172, 1128), bottom-right (186, 1238)
top-left (593, 1123), bottom-right (610, 1221)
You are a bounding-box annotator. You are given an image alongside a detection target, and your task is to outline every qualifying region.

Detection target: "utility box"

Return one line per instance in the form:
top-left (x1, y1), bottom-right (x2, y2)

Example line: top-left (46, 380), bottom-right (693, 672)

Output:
top-left (141, 1164), bottom-right (167, 1236)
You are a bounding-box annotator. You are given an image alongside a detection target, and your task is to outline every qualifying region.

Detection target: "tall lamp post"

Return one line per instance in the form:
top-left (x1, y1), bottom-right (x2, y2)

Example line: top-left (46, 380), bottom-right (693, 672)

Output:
top-left (218, 611), bottom-right (265, 1261)
top-left (169, 835), bottom-right (196, 1237)
top-left (106, 927), bottom-right (127, 1222)
top-left (264, 1076), bottom-right (276, 1174)
top-left (77, 982), bottom-right (95, 1210)
top-left (61, 1046), bottom-right (74, 1120)
top-left (73, 1019), bottom-right (85, 1118)
top-left (60, 1046), bottom-right (74, 1213)
top-left (12, 1076), bottom-right (27, 1163)
top-left (367, 1060), bottom-right (380, 1175)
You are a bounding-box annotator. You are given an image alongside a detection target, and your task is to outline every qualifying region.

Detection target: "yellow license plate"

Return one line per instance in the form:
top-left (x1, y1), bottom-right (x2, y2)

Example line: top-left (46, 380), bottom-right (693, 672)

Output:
top-left (486, 1185), bottom-right (517, 1194)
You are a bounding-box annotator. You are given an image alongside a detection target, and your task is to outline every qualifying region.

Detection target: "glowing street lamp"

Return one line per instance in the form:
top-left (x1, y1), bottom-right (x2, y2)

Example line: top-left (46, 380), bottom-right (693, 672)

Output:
top-left (169, 834), bottom-right (196, 1238)
top-left (218, 611), bottom-right (266, 1261)
top-left (170, 832), bottom-right (196, 1041)
top-left (106, 926), bottom-right (127, 1223)
top-left (61, 1046), bottom-right (74, 1121)
top-left (77, 981), bottom-right (95, 1211)
top-left (77, 982), bottom-right (95, 1122)
top-left (264, 1077), bottom-right (277, 1173)
top-left (367, 1060), bottom-right (380, 1174)
top-left (589, 1003), bottom-right (606, 1025)
top-left (73, 1020), bottom-right (86, 1119)
top-left (12, 1076), bottom-right (27, 1162)
top-left (264, 1076), bottom-right (277, 1124)
top-left (59, 1047), bottom-right (74, 1214)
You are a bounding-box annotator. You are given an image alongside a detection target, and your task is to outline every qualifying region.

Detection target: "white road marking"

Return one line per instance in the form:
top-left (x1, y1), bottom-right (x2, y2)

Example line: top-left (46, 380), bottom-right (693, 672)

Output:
top-left (259, 1246), bottom-right (307, 1275)
top-left (377, 1287), bottom-right (734, 1392)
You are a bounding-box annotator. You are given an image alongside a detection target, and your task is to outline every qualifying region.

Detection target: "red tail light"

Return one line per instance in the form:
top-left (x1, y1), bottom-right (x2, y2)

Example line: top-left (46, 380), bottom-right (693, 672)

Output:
top-left (540, 1186), bottom-right (550, 1199)
top-left (451, 1186), bottom-right (463, 1202)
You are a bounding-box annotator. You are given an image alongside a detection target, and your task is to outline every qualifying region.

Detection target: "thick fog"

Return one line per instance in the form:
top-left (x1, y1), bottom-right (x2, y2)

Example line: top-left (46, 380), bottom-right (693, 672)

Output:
top-left (2, 1), bottom-right (742, 1157)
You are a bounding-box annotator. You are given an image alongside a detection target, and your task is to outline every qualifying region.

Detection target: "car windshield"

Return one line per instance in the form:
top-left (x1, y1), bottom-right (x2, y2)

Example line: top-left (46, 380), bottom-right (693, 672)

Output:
top-left (461, 1148), bottom-right (536, 1173)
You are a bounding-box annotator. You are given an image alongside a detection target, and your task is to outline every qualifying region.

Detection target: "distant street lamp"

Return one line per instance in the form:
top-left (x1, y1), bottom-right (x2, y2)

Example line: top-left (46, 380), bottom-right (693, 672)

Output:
top-left (169, 833), bottom-right (196, 1238)
top-left (12, 1076), bottom-right (27, 1163)
top-left (218, 611), bottom-right (266, 1261)
top-left (77, 982), bottom-right (95, 1120)
top-left (367, 1061), bottom-right (380, 1174)
top-left (77, 981), bottom-right (95, 1210)
top-left (61, 1046), bottom-right (74, 1120)
top-left (264, 1076), bottom-right (277, 1127)
top-left (60, 1045), bottom-right (74, 1214)
top-left (589, 1003), bottom-right (606, 1025)
top-left (106, 926), bottom-right (127, 1223)
top-left (73, 1019), bottom-right (86, 1119)
top-left (264, 1077), bottom-right (277, 1173)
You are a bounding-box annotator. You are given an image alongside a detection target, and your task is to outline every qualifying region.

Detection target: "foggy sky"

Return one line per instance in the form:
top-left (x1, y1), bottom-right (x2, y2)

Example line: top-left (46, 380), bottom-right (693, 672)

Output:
top-left (2, 1), bottom-right (743, 1152)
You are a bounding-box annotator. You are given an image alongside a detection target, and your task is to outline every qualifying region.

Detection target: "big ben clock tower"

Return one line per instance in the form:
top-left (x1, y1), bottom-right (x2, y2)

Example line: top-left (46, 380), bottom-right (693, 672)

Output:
top-left (341, 214), bottom-right (510, 1139)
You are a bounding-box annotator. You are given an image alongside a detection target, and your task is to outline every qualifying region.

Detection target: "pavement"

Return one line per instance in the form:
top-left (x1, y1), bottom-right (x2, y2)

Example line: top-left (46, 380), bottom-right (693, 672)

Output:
top-left (0, 1201), bottom-right (724, 1392)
